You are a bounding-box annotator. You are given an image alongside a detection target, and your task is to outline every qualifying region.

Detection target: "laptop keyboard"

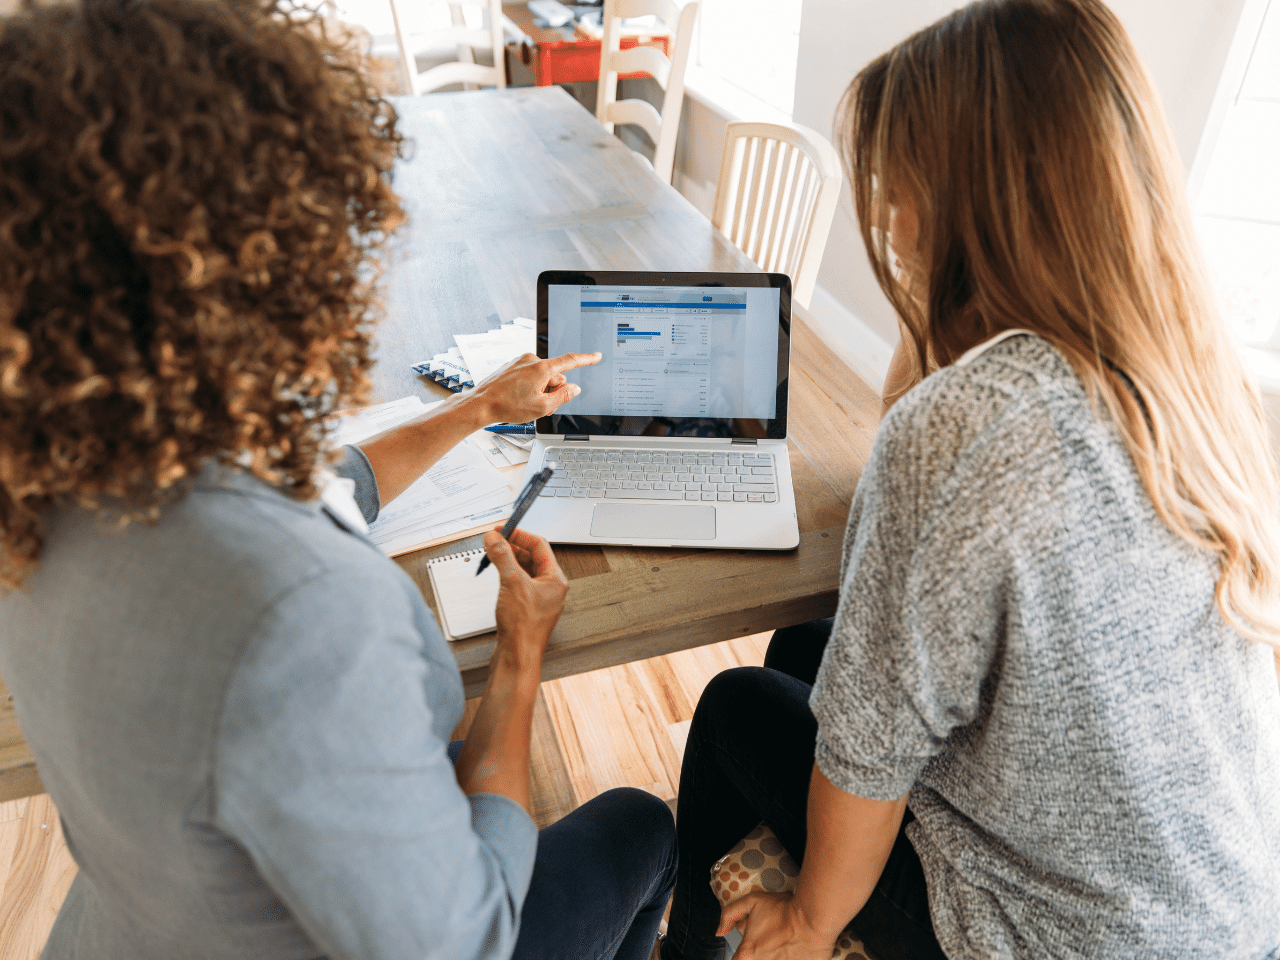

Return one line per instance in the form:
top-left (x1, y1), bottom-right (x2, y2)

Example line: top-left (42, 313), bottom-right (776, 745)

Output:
top-left (538, 447), bottom-right (778, 503)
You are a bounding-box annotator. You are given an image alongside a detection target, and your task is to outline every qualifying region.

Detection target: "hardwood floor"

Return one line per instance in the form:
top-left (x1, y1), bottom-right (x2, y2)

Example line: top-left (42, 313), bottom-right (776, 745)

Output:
top-left (536, 633), bottom-right (770, 820)
top-left (0, 633), bottom-right (772, 959)
top-left (0, 796), bottom-right (77, 960)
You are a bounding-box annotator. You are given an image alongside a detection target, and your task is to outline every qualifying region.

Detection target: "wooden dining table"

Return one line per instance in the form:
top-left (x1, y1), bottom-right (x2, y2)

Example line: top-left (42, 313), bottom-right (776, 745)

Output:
top-left (0, 85), bottom-right (882, 802)
top-left (373, 86), bottom-right (882, 695)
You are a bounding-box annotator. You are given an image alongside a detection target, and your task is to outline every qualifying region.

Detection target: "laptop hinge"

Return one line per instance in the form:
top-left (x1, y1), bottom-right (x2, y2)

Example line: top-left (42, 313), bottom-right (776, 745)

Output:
top-left (731, 438), bottom-right (758, 445)
top-left (565, 435), bottom-right (590, 442)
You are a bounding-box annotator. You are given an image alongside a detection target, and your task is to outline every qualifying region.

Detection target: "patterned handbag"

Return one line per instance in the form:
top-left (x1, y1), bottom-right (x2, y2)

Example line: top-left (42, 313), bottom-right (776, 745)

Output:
top-left (710, 823), bottom-right (873, 960)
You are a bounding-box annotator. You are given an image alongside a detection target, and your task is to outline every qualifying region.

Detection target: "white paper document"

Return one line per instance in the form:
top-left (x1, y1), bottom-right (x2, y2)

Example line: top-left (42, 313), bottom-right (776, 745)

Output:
top-left (411, 318), bottom-right (537, 394)
top-left (495, 433), bottom-right (532, 463)
top-left (327, 395), bottom-right (428, 449)
top-left (430, 347), bottom-right (472, 385)
top-left (453, 318), bottom-right (536, 385)
top-left (373, 502), bottom-right (511, 559)
top-left (470, 431), bottom-right (533, 468)
top-left (326, 397), bottom-right (516, 556)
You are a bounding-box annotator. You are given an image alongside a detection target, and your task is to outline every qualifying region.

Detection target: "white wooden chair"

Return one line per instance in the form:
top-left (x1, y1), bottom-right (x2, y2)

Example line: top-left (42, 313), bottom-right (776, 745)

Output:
top-left (712, 121), bottom-right (843, 309)
top-left (388, 0), bottom-right (506, 95)
top-left (595, 0), bottom-right (699, 184)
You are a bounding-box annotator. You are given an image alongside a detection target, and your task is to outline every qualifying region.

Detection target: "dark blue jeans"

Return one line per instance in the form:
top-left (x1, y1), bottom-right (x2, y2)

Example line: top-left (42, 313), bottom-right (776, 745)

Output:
top-left (661, 621), bottom-right (946, 960)
top-left (447, 740), bottom-right (676, 960)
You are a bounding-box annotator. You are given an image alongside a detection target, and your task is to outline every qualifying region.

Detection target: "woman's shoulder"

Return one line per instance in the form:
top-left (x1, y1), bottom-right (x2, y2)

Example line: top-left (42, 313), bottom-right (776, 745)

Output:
top-left (878, 333), bottom-right (1080, 473)
top-left (889, 333), bottom-right (1079, 437)
top-left (14, 463), bottom-right (452, 767)
top-left (31, 462), bottom-right (416, 638)
top-left (855, 332), bottom-right (1113, 548)
top-left (187, 463), bottom-right (380, 576)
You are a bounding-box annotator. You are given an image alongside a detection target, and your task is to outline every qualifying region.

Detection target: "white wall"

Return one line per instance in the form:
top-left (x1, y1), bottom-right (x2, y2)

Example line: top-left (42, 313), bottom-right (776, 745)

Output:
top-left (787, 0), bottom-right (1250, 374)
top-left (672, 95), bottom-right (731, 217)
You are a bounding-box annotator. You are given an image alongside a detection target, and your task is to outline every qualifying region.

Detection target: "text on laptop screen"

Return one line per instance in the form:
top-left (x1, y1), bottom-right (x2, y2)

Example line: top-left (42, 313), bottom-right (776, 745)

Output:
top-left (547, 285), bottom-right (780, 419)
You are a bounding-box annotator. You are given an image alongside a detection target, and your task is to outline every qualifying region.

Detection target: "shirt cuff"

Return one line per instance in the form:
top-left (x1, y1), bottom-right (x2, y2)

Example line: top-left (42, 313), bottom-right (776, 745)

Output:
top-left (334, 445), bottom-right (381, 524)
top-left (813, 731), bottom-right (921, 803)
top-left (467, 793), bottom-right (539, 906)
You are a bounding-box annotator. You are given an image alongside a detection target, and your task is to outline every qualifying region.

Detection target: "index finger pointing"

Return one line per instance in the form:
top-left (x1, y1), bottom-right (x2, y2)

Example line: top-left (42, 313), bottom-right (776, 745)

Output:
top-left (547, 351), bottom-right (602, 374)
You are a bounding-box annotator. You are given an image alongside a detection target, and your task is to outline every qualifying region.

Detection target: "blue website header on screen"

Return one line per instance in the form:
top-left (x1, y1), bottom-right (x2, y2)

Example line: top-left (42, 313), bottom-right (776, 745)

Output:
top-left (547, 284), bottom-right (780, 420)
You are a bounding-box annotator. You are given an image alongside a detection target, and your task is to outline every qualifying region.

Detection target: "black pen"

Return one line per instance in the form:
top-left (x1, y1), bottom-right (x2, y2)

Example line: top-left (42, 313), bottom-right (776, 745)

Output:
top-left (475, 467), bottom-right (554, 576)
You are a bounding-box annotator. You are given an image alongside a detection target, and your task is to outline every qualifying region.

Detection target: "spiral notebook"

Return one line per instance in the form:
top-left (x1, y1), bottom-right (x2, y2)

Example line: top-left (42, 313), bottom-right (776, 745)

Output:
top-left (426, 548), bottom-right (500, 641)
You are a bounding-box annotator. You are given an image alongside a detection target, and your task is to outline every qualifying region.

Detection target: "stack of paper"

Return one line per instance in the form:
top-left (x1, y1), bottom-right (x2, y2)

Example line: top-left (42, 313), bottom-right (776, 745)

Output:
top-left (469, 430), bottom-right (532, 469)
top-left (327, 396), bottom-right (517, 557)
top-left (415, 348), bottom-right (473, 391)
top-left (410, 317), bottom-right (536, 392)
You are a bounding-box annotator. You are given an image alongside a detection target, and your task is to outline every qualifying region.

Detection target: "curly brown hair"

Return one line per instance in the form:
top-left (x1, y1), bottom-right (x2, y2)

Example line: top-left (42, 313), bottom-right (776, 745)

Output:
top-left (0, 0), bottom-right (405, 588)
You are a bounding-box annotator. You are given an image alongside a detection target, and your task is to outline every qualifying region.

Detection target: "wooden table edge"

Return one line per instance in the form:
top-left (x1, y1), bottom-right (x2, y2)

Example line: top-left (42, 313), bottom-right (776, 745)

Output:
top-left (454, 526), bottom-right (845, 698)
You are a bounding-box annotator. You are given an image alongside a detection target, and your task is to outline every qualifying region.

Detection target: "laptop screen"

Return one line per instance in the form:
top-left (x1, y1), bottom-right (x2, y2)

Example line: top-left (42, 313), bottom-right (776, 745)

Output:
top-left (536, 271), bottom-right (791, 439)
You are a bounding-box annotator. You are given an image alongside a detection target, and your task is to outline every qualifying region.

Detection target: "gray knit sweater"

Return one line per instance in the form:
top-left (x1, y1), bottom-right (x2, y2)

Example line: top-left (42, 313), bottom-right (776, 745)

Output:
top-left (810, 332), bottom-right (1280, 959)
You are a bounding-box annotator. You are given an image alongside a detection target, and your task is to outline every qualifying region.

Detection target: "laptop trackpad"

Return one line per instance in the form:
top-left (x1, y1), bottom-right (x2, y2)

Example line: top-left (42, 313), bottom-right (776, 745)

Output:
top-left (590, 503), bottom-right (716, 541)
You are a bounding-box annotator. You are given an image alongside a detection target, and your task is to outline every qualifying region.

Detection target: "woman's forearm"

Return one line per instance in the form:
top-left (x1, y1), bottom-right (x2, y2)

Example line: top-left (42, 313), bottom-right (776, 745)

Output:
top-left (452, 643), bottom-right (542, 811)
top-left (355, 350), bottom-right (600, 506)
top-left (453, 528), bottom-right (567, 813)
top-left (356, 391), bottom-right (493, 506)
top-left (792, 766), bottom-right (908, 943)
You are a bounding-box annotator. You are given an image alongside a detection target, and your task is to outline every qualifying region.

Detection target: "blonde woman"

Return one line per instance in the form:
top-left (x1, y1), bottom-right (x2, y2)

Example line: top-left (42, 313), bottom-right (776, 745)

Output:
top-left (659, 1), bottom-right (1280, 959)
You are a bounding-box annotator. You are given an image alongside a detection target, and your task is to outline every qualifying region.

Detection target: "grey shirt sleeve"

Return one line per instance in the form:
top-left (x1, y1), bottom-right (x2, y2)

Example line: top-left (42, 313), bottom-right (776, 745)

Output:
top-left (213, 561), bottom-right (537, 960)
top-left (333, 444), bottom-right (381, 524)
top-left (810, 373), bottom-right (1030, 801)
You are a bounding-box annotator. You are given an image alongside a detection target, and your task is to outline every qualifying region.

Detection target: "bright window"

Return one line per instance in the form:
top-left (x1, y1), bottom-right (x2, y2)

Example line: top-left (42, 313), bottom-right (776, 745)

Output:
top-left (325, 0), bottom-right (479, 44)
top-left (1194, 0), bottom-right (1280, 389)
top-left (693, 0), bottom-right (802, 117)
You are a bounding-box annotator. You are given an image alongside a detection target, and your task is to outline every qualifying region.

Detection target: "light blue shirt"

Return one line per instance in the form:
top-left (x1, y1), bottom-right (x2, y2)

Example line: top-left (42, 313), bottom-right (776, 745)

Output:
top-left (0, 447), bottom-right (537, 960)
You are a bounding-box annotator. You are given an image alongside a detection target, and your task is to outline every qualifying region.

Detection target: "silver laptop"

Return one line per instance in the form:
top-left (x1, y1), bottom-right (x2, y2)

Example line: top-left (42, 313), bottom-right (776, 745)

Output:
top-left (518, 270), bottom-right (799, 550)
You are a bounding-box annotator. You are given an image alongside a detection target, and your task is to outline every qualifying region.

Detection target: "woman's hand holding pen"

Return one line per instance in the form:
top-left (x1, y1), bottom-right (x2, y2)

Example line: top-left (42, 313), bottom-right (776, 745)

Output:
top-left (454, 529), bottom-right (567, 811)
top-left (483, 528), bottom-right (568, 669)
top-left (469, 351), bottom-right (601, 425)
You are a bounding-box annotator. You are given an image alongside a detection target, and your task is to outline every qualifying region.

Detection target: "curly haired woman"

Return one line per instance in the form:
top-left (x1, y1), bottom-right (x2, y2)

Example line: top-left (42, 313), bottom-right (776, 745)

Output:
top-left (661, 2), bottom-right (1280, 959)
top-left (0, 1), bottom-right (674, 958)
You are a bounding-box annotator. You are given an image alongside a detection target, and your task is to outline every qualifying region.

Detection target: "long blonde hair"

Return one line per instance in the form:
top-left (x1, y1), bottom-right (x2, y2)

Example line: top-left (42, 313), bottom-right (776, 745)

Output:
top-left (841, 0), bottom-right (1280, 647)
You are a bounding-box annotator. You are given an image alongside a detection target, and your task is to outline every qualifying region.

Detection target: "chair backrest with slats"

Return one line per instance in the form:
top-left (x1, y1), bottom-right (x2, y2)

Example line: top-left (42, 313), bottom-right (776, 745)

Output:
top-left (389, 0), bottom-right (506, 95)
top-left (596, 0), bottom-right (698, 183)
top-left (712, 121), bottom-right (843, 309)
